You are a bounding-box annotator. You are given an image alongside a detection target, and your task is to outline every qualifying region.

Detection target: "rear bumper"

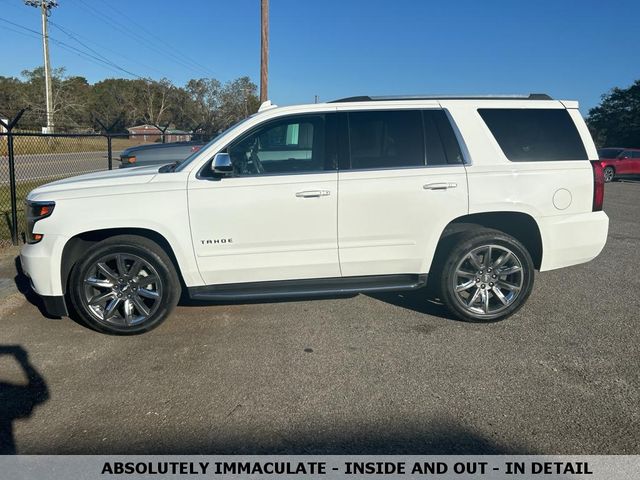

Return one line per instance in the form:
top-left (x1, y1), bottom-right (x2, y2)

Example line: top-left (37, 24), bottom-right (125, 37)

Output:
top-left (539, 211), bottom-right (609, 271)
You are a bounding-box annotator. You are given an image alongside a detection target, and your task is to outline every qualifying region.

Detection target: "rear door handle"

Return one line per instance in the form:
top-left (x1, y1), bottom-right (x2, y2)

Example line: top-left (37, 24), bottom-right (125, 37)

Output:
top-left (295, 190), bottom-right (330, 198)
top-left (423, 182), bottom-right (457, 191)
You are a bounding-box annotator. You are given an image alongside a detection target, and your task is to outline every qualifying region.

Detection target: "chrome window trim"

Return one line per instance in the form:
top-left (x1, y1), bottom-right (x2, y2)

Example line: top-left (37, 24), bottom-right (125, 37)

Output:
top-left (195, 108), bottom-right (468, 181)
top-left (196, 162), bottom-right (466, 181)
top-left (338, 164), bottom-right (466, 174)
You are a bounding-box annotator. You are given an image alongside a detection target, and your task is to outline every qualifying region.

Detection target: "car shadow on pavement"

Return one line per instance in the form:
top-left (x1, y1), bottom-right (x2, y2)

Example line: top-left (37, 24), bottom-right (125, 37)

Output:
top-left (180, 292), bottom-right (360, 308)
top-left (55, 420), bottom-right (528, 455)
top-left (367, 288), bottom-right (460, 321)
top-left (0, 345), bottom-right (49, 454)
top-left (181, 288), bottom-right (461, 322)
top-left (13, 256), bottom-right (60, 320)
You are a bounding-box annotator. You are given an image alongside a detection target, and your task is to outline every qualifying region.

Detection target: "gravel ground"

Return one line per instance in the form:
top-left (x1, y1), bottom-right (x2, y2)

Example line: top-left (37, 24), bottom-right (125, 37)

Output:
top-left (0, 181), bottom-right (638, 455)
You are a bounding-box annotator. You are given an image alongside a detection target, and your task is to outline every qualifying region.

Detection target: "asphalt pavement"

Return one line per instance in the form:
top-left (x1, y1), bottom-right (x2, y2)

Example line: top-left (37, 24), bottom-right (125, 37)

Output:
top-left (0, 151), bottom-right (120, 184)
top-left (0, 182), bottom-right (638, 454)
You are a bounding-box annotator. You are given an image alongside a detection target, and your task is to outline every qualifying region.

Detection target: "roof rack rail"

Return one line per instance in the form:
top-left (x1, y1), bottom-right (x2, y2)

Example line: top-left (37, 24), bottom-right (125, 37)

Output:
top-left (329, 93), bottom-right (553, 103)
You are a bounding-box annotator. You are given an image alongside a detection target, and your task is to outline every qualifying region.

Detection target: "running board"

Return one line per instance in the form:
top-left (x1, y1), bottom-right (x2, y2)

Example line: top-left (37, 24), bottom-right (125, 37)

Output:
top-left (188, 274), bottom-right (427, 301)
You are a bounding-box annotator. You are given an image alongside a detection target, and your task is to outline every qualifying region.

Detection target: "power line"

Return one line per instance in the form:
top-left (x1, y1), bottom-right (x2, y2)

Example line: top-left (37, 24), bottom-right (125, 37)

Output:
top-left (71, 0), bottom-right (215, 78)
top-left (48, 20), bottom-right (166, 77)
top-left (0, 16), bottom-right (145, 79)
top-left (49, 20), bottom-right (168, 75)
top-left (48, 21), bottom-right (140, 76)
top-left (95, 0), bottom-right (216, 78)
top-left (0, 21), bottom-right (138, 83)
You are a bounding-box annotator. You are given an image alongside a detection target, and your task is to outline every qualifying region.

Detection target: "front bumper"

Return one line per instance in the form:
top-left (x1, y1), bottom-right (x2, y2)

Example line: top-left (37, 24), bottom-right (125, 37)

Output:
top-left (20, 233), bottom-right (69, 316)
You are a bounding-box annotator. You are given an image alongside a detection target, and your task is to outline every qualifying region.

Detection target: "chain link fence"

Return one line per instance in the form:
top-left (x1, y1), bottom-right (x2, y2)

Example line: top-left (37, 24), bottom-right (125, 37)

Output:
top-left (0, 115), bottom-right (209, 248)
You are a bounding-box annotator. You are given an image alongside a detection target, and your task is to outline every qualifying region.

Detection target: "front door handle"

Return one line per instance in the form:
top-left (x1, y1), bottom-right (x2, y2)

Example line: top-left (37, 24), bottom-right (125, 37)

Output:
top-left (295, 190), bottom-right (330, 198)
top-left (423, 182), bottom-right (457, 191)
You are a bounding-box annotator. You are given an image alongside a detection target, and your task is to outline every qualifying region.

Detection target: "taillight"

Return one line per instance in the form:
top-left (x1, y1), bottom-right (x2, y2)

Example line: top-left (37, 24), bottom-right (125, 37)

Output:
top-left (126, 155), bottom-right (137, 164)
top-left (190, 145), bottom-right (202, 153)
top-left (590, 160), bottom-right (605, 212)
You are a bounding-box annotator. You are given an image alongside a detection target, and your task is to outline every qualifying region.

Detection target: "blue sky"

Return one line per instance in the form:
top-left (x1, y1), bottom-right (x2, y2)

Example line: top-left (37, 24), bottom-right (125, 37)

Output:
top-left (0, 0), bottom-right (638, 114)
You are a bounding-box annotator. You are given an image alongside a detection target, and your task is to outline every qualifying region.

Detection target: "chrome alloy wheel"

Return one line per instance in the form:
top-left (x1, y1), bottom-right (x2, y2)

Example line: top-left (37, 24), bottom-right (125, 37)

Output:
top-left (603, 167), bottom-right (614, 182)
top-left (452, 244), bottom-right (524, 317)
top-left (82, 253), bottom-right (163, 327)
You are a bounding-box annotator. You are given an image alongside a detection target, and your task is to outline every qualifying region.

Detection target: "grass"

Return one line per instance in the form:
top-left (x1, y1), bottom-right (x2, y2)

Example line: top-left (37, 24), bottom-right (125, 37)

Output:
top-left (0, 136), bottom-right (153, 156)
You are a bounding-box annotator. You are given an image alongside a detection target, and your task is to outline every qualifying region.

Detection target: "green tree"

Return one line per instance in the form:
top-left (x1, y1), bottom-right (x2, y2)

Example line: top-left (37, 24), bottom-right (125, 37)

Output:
top-left (140, 78), bottom-right (176, 127)
top-left (218, 76), bottom-right (260, 130)
top-left (0, 76), bottom-right (24, 120)
top-left (0, 65), bottom-right (260, 134)
top-left (587, 80), bottom-right (640, 147)
top-left (18, 67), bottom-right (91, 130)
top-left (88, 78), bottom-right (141, 132)
top-left (185, 78), bottom-right (222, 134)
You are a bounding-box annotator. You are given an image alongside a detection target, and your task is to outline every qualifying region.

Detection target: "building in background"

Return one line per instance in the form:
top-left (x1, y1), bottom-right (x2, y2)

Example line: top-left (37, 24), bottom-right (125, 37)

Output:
top-left (127, 124), bottom-right (192, 143)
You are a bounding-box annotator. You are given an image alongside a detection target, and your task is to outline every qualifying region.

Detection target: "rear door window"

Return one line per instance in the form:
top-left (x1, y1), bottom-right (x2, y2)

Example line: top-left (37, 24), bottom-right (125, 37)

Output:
top-left (423, 110), bottom-right (464, 165)
top-left (348, 110), bottom-right (424, 169)
top-left (478, 108), bottom-right (587, 161)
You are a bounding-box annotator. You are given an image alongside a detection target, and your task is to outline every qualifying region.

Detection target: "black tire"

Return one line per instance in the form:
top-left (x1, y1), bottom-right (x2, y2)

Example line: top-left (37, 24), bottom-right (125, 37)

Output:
top-left (69, 235), bottom-right (180, 335)
top-left (603, 166), bottom-right (615, 183)
top-left (439, 228), bottom-right (534, 322)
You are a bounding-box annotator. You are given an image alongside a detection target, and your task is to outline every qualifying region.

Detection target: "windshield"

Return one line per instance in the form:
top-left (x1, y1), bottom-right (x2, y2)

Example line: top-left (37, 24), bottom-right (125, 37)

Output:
top-left (598, 148), bottom-right (623, 159)
top-left (173, 115), bottom-right (256, 172)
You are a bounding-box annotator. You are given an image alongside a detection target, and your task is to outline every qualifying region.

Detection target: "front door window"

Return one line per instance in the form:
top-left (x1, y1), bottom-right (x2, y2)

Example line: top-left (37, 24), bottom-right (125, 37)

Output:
top-left (227, 116), bottom-right (326, 175)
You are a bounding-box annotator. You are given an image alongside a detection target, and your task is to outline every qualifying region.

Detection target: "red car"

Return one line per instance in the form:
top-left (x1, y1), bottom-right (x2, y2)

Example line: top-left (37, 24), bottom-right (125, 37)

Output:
top-left (598, 148), bottom-right (640, 182)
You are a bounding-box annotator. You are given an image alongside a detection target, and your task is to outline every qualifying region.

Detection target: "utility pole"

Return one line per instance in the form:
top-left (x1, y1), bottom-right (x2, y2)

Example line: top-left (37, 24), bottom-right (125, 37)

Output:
top-left (260, 0), bottom-right (269, 103)
top-left (25, 0), bottom-right (57, 133)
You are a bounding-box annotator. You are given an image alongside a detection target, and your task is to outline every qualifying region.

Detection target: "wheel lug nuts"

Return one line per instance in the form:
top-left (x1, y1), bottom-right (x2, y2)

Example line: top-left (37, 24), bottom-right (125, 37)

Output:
top-left (475, 278), bottom-right (480, 282)
top-left (481, 284), bottom-right (486, 289)
top-left (479, 270), bottom-right (483, 274)
top-left (492, 274), bottom-right (497, 278)
top-left (489, 282), bottom-right (494, 287)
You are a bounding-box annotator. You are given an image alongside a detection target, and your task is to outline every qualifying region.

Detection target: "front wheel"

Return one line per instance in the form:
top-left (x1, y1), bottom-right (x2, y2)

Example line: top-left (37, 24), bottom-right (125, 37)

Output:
top-left (439, 229), bottom-right (534, 322)
top-left (69, 235), bottom-right (180, 334)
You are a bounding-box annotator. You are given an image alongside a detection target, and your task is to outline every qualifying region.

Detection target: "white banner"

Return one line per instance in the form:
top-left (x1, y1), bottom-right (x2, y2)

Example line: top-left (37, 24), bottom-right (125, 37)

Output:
top-left (1, 455), bottom-right (639, 479)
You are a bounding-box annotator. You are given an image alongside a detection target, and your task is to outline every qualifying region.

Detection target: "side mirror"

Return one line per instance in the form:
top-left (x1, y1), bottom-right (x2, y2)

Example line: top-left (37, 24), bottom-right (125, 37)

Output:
top-left (211, 153), bottom-right (233, 175)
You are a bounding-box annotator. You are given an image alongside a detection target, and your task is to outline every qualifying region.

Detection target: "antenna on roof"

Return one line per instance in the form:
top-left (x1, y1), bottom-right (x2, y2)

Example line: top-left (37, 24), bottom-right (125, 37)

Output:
top-left (258, 100), bottom-right (278, 112)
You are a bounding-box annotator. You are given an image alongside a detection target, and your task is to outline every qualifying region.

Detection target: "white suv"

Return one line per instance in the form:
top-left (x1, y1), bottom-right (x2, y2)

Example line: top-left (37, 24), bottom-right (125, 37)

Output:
top-left (20, 94), bottom-right (609, 334)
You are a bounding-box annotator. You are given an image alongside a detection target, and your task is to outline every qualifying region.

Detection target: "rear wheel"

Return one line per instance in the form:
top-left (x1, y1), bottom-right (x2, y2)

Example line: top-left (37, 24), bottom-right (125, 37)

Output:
top-left (439, 229), bottom-right (534, 322)
top-left (69, 235), bottom-right (180, 334)
top-left (603, 166), bottom-right (615, 183)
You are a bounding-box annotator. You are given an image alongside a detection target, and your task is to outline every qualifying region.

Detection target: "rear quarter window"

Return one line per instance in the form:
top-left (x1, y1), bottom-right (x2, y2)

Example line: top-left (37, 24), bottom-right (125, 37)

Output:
top-left (478, 108), bottom-right (588, 161)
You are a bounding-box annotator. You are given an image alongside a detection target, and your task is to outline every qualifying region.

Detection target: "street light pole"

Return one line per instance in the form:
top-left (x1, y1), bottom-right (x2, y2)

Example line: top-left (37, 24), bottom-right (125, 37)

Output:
top-left (25, 0), bottom-right (57, 133)
top-left (260, 0), bottom-right (269, 103)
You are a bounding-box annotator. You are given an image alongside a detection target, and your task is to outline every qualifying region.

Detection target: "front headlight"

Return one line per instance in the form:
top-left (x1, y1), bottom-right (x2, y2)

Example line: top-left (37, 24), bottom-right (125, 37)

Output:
top-left (25, 200), bottom-right (55, 244)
